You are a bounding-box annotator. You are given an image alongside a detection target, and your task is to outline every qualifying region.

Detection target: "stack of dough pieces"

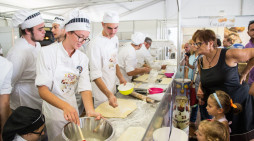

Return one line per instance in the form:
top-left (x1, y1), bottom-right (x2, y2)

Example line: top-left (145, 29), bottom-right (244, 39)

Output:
top-left (159, 78), bottom-right (172, 85)
top-left (95, 99), bottom-right (137, 118)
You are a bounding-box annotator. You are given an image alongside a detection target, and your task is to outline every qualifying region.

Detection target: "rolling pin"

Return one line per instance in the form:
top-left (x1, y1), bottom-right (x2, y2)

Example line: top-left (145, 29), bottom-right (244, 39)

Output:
top-left (130, 92), bottom-right (155, 103)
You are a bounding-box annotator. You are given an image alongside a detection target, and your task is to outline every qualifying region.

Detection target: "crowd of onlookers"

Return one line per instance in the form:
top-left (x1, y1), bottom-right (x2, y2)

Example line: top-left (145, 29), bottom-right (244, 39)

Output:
top-left (183, 20), bottom-right (254, 141)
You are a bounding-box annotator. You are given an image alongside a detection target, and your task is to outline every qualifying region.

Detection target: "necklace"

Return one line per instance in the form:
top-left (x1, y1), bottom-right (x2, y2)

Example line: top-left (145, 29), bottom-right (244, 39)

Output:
top-left (206, 49), bottom-right (218, 68)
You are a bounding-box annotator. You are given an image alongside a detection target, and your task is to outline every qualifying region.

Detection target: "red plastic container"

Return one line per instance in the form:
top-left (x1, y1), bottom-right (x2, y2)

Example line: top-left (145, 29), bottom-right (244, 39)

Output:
top-left (148, 88), bottom-right (164, 94)
top-left (165, 73), bottom-right (174, 78)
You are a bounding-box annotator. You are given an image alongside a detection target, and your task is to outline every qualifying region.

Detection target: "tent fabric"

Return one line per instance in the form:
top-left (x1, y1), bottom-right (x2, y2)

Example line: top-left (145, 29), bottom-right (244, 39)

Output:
top-left (0, 0), bottom-right (253, 22)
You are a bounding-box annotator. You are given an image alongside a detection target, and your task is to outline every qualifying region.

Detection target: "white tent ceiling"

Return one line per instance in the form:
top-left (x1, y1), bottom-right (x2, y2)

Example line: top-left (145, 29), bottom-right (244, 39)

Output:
top-left (0, 0), bottom-right (253, 23)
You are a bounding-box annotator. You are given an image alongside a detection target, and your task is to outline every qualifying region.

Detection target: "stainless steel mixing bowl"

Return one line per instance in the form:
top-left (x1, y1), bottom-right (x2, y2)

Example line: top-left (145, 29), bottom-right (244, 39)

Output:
top-left (62, 117), bottom-right (114, 141)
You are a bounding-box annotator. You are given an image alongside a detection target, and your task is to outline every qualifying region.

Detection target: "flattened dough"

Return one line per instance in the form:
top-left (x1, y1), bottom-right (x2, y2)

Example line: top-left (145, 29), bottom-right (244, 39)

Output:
top-left (157, 75), bottom-right (164, 79)
top-left (95, 99), bottom-right (137, 118)
top-left (117, 127), bottom-right (146, 141)
top-left (134, 74), bottom-right (163, 82)
top-left (159, 78), bottom-right (172, 84)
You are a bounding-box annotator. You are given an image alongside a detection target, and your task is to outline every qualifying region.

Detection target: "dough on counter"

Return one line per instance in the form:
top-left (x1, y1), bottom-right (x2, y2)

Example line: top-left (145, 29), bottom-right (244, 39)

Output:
top-left (117, 127), bottom-right (146, 141)
top-left (157, 75), bottom-right (164, 79)
top-left (95, 99), bottom-right (137, 118)
top-left (134, 74), bottom-right (149, 82)
top-left (134, 74), bottom-right (163, 82)
top-left (159, 78), bottom-right (172, 85)
top-left (133, 82), bottom-right (142, 88)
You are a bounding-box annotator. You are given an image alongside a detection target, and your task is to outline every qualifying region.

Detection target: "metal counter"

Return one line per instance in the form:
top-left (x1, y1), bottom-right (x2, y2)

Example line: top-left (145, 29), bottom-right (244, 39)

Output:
top-left (108, 92), bottom-right (160, 141)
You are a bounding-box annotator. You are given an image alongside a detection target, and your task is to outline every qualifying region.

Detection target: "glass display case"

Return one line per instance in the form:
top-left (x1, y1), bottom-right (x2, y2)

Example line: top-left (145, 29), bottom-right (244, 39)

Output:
top-left (142, 76), bottom-right (190, 141)
top-left (142, 80), bottom-right (174, 141)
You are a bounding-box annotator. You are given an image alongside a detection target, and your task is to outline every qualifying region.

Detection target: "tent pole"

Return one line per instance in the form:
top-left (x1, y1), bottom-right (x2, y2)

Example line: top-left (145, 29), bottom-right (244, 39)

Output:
top-left (176, 0), bottom-right (181, 70)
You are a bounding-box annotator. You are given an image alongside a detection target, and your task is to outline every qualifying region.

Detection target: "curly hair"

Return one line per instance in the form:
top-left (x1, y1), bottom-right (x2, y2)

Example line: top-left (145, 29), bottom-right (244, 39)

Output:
top-left (199, 120), bottom-right (229, 141)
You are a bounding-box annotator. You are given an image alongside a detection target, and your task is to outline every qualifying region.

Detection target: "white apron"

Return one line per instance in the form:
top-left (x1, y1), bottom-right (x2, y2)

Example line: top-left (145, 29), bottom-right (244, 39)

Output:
top-left (93, 39), bottom-right (118, 107)
top-left (118, 44), bottom-right (137, 83)
top-left (43, 49), bottom-right (79, 140)
top-left (0, 57), bottom-right (12, 94)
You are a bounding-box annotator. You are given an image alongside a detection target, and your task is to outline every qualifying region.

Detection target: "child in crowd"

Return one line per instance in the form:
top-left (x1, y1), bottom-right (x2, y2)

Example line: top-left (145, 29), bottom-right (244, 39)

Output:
top-left (2, 106), bottom-right (45, 141)
top-left (196, 120), bottom-right (229, 141)
top-left (206, 90), bottom-right (242, 132)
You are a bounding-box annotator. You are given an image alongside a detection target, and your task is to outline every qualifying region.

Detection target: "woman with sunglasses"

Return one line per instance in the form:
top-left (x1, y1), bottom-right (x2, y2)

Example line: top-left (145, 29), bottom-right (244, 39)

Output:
top-left (193, 29), bottom-right (254, 141)
top-left (35, 9), bottom-right (101, 140)
top-left (2, 106), bottom-right (45, 141)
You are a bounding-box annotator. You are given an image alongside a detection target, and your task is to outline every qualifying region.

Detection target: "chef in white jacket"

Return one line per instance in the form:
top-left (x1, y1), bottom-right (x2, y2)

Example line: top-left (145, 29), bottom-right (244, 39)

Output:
top-left (136, 37), bottom-right (154, 68)
top-left (0, 56), bottom-right (13, 139)
top-left (85, 11), bottom-right (126, 108)
top-left (51, 16), bottom-right (65, 43)
top-left (118, 32), bottom-right (151, 82)
top-left (136, 37), bottom-right (166, 69)
top-left (35, 9), bottom-right (101, 140)
top-left (6, 9), bottom-right (45, 111)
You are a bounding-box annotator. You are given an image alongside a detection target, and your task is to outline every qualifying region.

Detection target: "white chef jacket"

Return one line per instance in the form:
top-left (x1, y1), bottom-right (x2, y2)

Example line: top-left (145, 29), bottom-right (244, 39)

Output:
top-left (136, 45), bottom-right (153, 68)
top-left (85, 32), bottom-right (119, 107)
top-left (35, 42), bottom-right (91, 140)
top-left (6, 38), bottom-right (42, 110)
top-left (13, 134), bottom-right (27, 141)
top-left (0, 56), bottom-right (13, 95)
top-left (118, 43), bottom-right (137, 82)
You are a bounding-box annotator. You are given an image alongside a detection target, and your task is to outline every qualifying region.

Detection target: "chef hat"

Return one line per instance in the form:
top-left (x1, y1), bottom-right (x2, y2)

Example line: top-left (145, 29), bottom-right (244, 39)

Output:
top-left (2, 106), bottom-right (45, 141)
top-left (53, 16), bottom-right (65, 26)
top-left (12, 9), bottom-right (44, 29)
top-left (131, 32), bottom-right (146, 45)
top-left (103, 11), bottom-right (119, 23)
top-left (63, 9), bottom-right (90, 32)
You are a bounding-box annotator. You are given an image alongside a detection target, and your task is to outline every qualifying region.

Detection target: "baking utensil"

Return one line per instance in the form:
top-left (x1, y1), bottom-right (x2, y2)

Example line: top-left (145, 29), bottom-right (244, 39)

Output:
top-left (78, 125), bottom-right (86, 141)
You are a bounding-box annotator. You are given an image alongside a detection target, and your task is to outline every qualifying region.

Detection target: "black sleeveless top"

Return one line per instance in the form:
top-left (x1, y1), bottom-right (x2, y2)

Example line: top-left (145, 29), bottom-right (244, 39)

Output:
top-left (200, 49), bottom-right (254, 135)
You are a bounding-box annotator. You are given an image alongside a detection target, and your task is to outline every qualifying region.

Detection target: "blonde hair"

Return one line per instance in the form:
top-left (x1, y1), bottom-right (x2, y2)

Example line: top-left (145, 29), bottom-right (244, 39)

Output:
top-left (209, 90), bottom-right (242, 114)
top-left (188, 39), bottom-right (196, 55)
top-left (199, 120), bottom-right (229, 141)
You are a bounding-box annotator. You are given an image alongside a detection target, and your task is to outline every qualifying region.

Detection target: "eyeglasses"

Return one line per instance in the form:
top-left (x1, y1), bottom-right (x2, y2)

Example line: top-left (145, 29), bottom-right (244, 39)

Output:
top-left (195, 42), bottom-right (205, 47)
top-left (189, 43), bottom-right (196, 46)
top-left (73, 32), bottom-right (90, 43)
top-left (32, 126), bottom-right (45, 136)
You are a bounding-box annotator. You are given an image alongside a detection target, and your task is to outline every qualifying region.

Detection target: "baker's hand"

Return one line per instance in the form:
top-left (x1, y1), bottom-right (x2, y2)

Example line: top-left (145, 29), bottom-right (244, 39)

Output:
top-left (63, 104), bottom-right (80, 125)
top-left (86, 111), bottom-right (103, 120)
top-left (119, 77), bottom-right (127, 85)
top-left (108, 94), bottom-right (118, 108)
top-left (161, 65), bottom-right (167, 70)
top-left (142, 67), bottom-right (151, 74)
top-left (240, 73), bottom-right (247, 84)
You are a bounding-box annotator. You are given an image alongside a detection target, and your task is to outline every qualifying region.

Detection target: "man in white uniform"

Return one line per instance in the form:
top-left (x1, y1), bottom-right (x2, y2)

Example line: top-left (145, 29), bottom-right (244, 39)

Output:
top-left (136, 37), bottom-right (154, 68)
top-left (136, 37), bottom-right (166, 69)
top-left (7, 9), bottom-right (45, 111)
top-left (35, 9), bottom-right (101, 140)
top-left (118, 32), bottom-right (151, 82)
top-left (0, 56), bottom-right (13, 140)
top-left (51, 16), bottom-right (65, 43)
top-left (85, 11), bottom-right (126, 108)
